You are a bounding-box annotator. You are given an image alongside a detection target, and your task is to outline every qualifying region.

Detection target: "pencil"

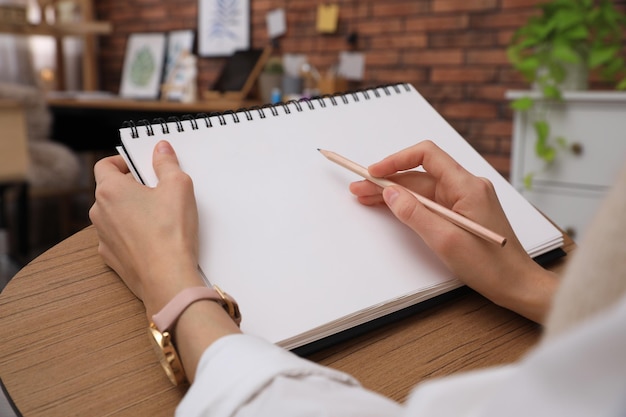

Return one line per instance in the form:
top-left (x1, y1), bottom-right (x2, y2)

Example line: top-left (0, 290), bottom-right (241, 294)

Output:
top-left (318, 149), bottom-right (507, 247)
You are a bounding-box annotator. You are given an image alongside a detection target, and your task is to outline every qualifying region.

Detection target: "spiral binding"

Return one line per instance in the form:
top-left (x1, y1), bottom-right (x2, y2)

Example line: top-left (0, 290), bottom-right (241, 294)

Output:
top-left (122, 83), bottom-right (411, 139)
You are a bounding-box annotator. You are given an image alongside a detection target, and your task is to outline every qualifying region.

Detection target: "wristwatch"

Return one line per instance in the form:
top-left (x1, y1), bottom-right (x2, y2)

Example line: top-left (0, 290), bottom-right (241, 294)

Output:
top-left (148, 285), bottom-right (241, 386)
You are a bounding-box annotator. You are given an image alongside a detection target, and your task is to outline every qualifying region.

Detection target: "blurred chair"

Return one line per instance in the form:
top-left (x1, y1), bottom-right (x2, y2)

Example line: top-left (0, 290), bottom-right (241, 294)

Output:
top-left (0, 99), bottom-right (29, 276)
top-left (0, 82), bottom-right (82, 265)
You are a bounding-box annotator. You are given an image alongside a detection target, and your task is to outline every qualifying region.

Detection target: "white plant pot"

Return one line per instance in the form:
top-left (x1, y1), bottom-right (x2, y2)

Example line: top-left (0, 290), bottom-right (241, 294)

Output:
top-left (533, 62), bottom-right (589, 91)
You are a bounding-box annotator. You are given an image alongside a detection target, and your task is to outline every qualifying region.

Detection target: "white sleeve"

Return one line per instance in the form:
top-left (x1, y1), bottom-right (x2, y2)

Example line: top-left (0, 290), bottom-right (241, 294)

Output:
top-left (405, 292), bottom-right (626, 417)
top-left (176, 334), bottom-right (403, 417)
top-left (179, 292), bottom-right (626, 417)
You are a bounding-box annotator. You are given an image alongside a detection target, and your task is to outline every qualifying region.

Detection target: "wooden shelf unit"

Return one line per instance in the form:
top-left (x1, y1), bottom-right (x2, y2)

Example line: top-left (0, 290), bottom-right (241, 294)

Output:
top-left (0, 1), bottom-right (112, 91)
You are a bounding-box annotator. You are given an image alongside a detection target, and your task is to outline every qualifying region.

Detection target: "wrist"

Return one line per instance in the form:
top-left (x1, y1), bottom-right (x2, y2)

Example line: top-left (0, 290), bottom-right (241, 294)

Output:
top-left (174, 299), bottom-right (242, 383)
top-left (147, 285), bottom-right (241, 385)
top-left (142, 263), bottom-right (206, 319)
top-left (496, 261), bottom-right (558, 324)
top-left (152, 286), bottom-right (241, 332)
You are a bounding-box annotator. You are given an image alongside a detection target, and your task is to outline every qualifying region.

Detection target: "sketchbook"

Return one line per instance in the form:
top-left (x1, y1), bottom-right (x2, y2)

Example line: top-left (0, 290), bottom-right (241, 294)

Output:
top-left (118, 83), bottom-right (563, 351)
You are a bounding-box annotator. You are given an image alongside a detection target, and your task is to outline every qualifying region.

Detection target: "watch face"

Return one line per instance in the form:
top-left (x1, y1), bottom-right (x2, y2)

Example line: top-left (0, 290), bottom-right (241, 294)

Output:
top-left (148, 326), bottom-right (186, 385)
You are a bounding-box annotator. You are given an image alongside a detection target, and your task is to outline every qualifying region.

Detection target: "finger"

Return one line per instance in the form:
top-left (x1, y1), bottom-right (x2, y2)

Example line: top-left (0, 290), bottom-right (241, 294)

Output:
top-left (349, 179), bottom-right (382, 197)
top-left (357, 194), bottom-right (385, 206)
top-left (348, 180), bottom-right (383, 206)
top-left (388, 171), bottom-right (438, 199)
top-left (382, 185), bottom-right (438, 232)
top-left (369, 140), bottom-right (465, 182)
top-left (352, 170), bottom-right (439, 203)
top-left (88, 200), bottom-right (98, 224)
top-left (94, 155), bottom-right (131, 183)
top-left (152, 140), bottom-right (182, 181)
top-left (382, 185), bottom-right (458, 252)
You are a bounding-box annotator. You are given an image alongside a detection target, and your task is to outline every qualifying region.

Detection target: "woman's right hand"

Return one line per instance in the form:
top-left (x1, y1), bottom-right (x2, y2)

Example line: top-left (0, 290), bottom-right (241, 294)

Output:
top-left (350, 140), bottom-right (558, 323)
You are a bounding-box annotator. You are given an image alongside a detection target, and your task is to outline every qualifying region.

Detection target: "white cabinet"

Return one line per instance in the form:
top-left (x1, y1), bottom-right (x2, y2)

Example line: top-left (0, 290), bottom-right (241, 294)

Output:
top-left (507, 91), bottom-right (626, 241)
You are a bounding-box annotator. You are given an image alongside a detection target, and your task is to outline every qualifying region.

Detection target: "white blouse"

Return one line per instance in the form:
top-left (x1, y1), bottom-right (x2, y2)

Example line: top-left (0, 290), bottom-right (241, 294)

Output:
top-left (177, 291), bottom-right (626, 417)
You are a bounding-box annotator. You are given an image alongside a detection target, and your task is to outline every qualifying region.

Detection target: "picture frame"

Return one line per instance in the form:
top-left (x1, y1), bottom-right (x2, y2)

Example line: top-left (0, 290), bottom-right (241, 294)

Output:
top-left (120, 33), bottom-right (166, 99)
top-left (163, 30), bottom-right (195, 84)
top-left (198, 0), bottom-right (250, 57)
top-left (204, 46), bottom-right (271, 101)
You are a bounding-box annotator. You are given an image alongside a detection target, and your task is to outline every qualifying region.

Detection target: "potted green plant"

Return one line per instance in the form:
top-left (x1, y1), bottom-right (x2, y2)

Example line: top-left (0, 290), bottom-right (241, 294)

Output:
top-left (507, 0), bottom-right (626, 187)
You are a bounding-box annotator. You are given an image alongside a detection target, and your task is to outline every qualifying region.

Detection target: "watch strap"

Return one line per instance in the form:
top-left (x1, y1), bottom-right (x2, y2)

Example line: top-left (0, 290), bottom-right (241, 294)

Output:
top-left (151, 286), bottom-right (241, 332)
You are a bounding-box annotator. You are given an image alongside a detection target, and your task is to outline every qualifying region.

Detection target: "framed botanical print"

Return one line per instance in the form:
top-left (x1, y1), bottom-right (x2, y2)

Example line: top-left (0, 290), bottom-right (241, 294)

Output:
top-left (120, 33), bottom-right (166, 99)
top-left (198, 0), bottom-right (250, 57)
top-left (163, 30), bottom-right (195, 84)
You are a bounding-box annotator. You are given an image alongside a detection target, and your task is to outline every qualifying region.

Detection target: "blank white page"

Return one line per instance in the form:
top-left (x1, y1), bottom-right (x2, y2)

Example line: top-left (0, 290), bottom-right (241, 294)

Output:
top-left (119, 84), bottom-right (562, 347)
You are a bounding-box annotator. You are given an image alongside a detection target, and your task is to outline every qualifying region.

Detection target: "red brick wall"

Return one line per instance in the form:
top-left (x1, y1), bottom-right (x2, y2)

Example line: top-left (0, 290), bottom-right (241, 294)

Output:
top-left (94, 0), bottom-right (625, 177)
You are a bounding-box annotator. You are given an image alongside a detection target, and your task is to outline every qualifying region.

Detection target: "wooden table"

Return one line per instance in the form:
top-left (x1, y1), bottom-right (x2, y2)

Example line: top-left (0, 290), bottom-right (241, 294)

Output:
top-left (0, 226), bottom-right (575, 416)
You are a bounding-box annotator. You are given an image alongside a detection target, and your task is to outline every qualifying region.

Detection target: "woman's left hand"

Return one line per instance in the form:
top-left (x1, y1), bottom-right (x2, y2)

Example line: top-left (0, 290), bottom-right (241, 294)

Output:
top-left (89, 140), bottom-right (204, 318)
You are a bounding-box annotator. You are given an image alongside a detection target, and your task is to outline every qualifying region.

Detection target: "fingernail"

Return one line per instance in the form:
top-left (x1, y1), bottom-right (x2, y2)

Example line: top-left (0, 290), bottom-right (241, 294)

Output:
top-left (156, 141), bottom-right (173, 154)
top-left (383, 187), bottom-right (399, 206)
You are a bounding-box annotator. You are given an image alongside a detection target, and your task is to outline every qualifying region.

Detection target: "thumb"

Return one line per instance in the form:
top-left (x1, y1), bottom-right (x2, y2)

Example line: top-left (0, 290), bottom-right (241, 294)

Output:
top-left (152, 140), bottom-right (182, 180)
top-left (382, 185), bottom-right (442, 236)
